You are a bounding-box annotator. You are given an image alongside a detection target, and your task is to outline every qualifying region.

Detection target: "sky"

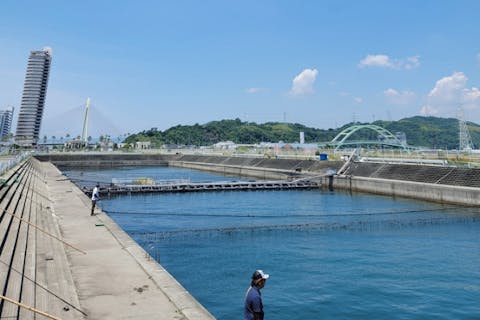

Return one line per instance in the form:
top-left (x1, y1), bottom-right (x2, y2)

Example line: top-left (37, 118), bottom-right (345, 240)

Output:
top-left (1, 0), bottom-right (480, 138)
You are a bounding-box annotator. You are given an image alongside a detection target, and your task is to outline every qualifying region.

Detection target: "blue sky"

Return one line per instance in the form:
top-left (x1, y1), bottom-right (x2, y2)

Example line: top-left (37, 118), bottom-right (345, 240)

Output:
top-left (1, 0), bottom-right (479, 138)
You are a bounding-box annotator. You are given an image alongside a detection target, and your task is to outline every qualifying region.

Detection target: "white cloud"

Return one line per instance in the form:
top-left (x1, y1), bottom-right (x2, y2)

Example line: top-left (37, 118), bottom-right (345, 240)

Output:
top-left (358, 54), bottom-right (420, 70)
top-left (359, 54), bottom-right (393, 68)
top-left (464, 87), bottom-right (480, 103)
top-left (354, 97), bottom-right (363, 104)
top-left (421, 72), bottom-right (480, 116)
top-left (428, 72), bottom-right (466, 99)
top-left (384, 88), bottom-right (416, 105)
top-left (289, 68), bottom-right (318, 96)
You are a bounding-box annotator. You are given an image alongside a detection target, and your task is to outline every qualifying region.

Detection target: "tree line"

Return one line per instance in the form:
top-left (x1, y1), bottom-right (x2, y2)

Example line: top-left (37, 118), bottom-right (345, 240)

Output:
top-left (124, 116), bottom-right (480, 150)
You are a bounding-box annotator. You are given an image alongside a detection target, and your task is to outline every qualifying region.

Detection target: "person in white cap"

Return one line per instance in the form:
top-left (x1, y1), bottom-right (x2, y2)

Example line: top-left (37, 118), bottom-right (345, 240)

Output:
top-left (244, 269), bottom-right (269, 320)
top-left (91, 183), bottom-right (100, 216)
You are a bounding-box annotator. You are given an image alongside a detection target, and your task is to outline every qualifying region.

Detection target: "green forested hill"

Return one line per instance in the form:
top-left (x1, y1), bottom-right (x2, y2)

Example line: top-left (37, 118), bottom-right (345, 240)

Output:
top-left (124, 116), bottom-right (480, 149)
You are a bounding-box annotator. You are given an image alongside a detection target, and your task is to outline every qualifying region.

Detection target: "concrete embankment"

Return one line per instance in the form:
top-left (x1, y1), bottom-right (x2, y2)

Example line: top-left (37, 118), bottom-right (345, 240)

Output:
top-left (331, 175), bottom-right (480, 206)
top-left (0, 157), bottom-right (215, 320)
top-left (34, 153), bottom-right (179, 167)
top-left (331, 161), bottom-right (480, 206)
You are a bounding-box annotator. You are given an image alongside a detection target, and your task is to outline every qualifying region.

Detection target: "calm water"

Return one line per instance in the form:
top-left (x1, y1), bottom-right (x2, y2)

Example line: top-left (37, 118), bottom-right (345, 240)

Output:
top-left (64, 166), bottom-right (480, 319)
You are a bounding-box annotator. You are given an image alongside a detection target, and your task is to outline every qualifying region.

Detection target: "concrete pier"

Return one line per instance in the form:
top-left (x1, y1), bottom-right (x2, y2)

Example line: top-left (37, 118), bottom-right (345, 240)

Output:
top-left (0, 158), bottom-right (215, 319)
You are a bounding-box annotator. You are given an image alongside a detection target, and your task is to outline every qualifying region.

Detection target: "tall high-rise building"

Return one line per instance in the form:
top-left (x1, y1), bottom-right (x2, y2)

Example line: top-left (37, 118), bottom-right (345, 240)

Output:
top-left (15, 47), bottom-right (52, 146)
top-left (0, 107), bottom-right (14, 139)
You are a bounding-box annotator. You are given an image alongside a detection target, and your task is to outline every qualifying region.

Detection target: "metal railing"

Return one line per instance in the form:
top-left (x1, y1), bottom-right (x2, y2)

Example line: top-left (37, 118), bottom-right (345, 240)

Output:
top-left (0, 152), bottom-right (31, 177)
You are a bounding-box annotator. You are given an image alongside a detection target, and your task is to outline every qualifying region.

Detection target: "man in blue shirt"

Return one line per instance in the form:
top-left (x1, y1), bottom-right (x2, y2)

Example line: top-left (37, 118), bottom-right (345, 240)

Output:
top-left (244, 269), bottom-right (269, 320)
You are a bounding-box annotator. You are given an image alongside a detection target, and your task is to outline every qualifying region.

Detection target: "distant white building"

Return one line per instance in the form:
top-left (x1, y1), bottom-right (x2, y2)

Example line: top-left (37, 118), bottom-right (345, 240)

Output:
top-left (213, 141), bottom-right (237, 150)
top-left (300, 132), bottom-right (305, 144)
top-left (135, 141), bottom-right (151, 149)
top-left (117, 142), bottom-right (131, 149)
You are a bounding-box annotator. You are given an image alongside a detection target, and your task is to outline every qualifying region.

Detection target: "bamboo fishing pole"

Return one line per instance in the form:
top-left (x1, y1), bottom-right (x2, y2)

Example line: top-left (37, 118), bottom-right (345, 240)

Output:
top-left (3, 208), bottom-right (87, 255)
top-left (0, 259), bottom-right (87, 317)
top-left (0, 294), bottom-right (62, 320)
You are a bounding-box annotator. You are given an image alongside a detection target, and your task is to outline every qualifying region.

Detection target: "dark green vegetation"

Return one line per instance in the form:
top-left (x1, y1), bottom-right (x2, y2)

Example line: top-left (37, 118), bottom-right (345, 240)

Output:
top-left (124, 116), bottom-right (480, 149)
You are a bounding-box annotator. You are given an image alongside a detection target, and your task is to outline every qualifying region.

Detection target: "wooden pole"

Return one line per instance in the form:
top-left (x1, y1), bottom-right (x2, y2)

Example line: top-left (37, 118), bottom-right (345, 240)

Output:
top-left (4, 209), bottom-right (87, 255)
top-left (0, 294), bottom-right (62, 320)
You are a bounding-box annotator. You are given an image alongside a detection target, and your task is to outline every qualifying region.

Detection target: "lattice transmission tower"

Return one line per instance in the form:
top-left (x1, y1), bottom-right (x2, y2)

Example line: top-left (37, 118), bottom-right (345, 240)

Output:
top-left (458, 106), bottom-right (474, 151)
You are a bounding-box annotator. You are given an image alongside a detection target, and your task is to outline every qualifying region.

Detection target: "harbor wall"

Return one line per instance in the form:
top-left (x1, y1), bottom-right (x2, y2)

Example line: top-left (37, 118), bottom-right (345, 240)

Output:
top-left (331, 175), bottom-right (480, 206)
top-left (34, 153), bottom-right (178, 167)
top-left (168, 160), bottom-right (295, 180)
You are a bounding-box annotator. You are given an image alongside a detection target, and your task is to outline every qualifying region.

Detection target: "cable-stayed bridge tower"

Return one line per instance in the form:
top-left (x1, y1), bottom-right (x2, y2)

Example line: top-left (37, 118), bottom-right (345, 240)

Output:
top-left (458, 106), bottom-right (473, 151)
top-left (81, 97), bottom-right (91, 143)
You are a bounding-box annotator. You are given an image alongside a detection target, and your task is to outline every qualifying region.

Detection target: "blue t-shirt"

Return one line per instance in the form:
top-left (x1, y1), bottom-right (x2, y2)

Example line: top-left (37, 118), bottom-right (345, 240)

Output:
top-left (244, 286), bottom-right (264, 320)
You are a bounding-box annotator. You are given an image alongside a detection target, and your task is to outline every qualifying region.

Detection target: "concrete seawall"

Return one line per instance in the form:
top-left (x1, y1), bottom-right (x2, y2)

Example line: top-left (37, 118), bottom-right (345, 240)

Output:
top-left (330, 175), bottom-right (480, 206)
top-left (34, 153), bottom-right (179, 167)
top-left (169, 160), bottom-right (298, 180)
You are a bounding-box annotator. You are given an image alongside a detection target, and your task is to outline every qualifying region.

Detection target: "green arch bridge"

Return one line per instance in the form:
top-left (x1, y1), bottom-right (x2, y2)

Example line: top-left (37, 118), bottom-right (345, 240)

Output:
top-left (321, 124), bottom-right (411, 151)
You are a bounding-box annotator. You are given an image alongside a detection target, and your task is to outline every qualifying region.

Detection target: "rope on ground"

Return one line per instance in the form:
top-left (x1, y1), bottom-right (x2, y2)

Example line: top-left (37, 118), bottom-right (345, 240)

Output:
top-left (0, 294), bottom-right (62, 320)
top-left (3, 208), bottom-right (87, 255)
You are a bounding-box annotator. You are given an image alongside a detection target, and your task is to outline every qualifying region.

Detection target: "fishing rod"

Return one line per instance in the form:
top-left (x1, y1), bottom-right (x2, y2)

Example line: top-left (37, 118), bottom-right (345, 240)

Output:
top-left (0, 259), bottom-right (87, 317)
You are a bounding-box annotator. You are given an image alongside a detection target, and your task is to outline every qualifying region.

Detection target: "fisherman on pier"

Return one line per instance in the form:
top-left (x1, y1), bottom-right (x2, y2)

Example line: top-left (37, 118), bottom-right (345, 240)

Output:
top-left (91, 183), bottom-right (100, 216)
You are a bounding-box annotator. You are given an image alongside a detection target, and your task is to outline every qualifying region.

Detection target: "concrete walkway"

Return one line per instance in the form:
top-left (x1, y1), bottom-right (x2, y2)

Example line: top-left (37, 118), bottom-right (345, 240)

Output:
top-left (42, 161), bottom-right (215, 319)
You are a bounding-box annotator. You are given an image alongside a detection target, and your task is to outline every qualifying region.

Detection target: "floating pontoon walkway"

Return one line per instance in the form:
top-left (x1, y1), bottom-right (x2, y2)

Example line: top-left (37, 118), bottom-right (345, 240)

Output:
top-left (98, 180), bottom-right (320, 195)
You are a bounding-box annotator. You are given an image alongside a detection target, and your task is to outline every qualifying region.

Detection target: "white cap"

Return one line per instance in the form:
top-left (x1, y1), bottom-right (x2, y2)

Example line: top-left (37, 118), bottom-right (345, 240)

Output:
top-left (252, 269), bottom-right (269, 281)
